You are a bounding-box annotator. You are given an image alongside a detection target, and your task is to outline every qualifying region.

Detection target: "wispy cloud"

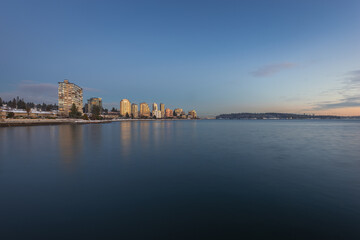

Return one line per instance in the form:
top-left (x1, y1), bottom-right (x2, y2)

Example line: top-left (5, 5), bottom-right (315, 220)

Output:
top-left (313, 97), bottom-right (360, 110)
top-left (343, 70), bottom-right (360, 87)
top-left (251, 62), bottom-right (296, 77)
top-left (0, 81), bottom-right (58, 103)
top-left (312, 70), bottom-right (360, 111)
top-left (83, 87), bottom-right (103, 93)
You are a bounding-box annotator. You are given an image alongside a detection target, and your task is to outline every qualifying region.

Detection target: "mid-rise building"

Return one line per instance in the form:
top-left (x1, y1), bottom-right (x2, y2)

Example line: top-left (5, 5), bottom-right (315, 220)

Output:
top-left (152, 103), bottom-right (160, 118)
top-left (131, 103), bottom-right (139, 118)
top-left (152, 110), bottom-right (162, 119)
top-left (58, 79), bottom-right (83, 116)
top-left (165, 108), bottom-right (173, 118)
top-left (140, 102), bottom-right (150, 117)
top-left (87, 97), bottom-right (102, 114)
top-left (120, 99), bottom-right (131, 117)
top-left (160, 103), bottom-right (165, 118)
top-left (188, 110), bottom-right (197, 119)
top-left (174, 108), bottom-right (184, 117)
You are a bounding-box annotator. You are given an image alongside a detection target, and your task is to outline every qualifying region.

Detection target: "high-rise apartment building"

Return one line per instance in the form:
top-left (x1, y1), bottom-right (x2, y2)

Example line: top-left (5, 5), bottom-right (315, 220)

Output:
top-left (188, 110), bottom-right (197, 119)
top-left (140, 102), bottom-right (150, 117)
top-left (160, 103), bottom-right (165, 118)
top-left (165, 108), bottom-right (173, 118)
top-left (153, 110), bottom-right (162, 119)
top-left (131, 103), bottom-right (138, 118)
top-left (152, 103), bottom-right (158, 111)
top-left (58, 79), bottom-right (83, 116)
top-left (87, 97), bottom-right (102, 114)
top-left (120, 99), bottom-right (131, 117)
top-left (152, 103), bottom-right (160, 118)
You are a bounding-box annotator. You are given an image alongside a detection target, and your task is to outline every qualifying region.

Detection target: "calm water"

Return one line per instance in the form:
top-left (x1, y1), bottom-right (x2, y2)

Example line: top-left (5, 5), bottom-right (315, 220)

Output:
top-left (1, 120), bottom-right (360, 239)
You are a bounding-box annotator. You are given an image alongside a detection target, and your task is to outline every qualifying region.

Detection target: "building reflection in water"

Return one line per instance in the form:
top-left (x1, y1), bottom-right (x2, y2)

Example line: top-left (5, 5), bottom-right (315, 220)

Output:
top-left (119, 121), bottom-right (132, 158)
top-left (139, 121), bottom-right (150, 152)
top-left (87, 124), bottom-right (102, 153)
top-left (151, 121), bottom-right (163, 149)
top-left (58, 125), bottom-right (84, 171)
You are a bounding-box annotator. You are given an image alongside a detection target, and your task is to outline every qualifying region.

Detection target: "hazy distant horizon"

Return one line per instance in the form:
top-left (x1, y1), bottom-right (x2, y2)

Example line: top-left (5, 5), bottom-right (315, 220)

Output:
top-left (1, 0), bottom-right (360, 116)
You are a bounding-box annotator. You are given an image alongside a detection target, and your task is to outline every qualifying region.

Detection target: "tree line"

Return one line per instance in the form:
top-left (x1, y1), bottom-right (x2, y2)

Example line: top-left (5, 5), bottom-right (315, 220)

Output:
top-left (0, 97), bottom-right (58, 111)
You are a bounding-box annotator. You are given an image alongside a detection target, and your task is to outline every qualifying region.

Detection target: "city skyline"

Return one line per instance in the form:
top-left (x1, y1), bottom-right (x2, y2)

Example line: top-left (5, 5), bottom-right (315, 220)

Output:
top-left (1, 0), bottom-right (360, 116)
top-left (56, 79), bottom-right (196, 118)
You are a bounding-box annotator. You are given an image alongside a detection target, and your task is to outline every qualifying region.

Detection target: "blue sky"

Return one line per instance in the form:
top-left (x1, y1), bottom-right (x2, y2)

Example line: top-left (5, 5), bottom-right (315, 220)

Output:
top-left (1, 0), bottom-right (360, 116)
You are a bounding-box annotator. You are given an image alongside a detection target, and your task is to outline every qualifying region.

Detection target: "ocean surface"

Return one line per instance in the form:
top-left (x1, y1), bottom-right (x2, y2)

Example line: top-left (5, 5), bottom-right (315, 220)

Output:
top-left (1, 120), bottom-right (360, 239)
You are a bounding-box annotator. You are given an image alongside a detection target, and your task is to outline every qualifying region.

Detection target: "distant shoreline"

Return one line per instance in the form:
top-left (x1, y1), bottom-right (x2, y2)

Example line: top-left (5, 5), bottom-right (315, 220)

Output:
top-left (216, 112), bottom-right (360, 120)
top-left (0, 118), bottom-right (198, 128)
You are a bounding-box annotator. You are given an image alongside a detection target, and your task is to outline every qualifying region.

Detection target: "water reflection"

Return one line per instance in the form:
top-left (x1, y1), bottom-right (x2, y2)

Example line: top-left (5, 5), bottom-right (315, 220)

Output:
top-left (139, 121), bottom-right (150, 150)
top-left (58, 125), bottom-right (83, 171)
top-left (120, 122), bottom-right (132, 158)
top-left (87, 124), bottom-right (102, 153)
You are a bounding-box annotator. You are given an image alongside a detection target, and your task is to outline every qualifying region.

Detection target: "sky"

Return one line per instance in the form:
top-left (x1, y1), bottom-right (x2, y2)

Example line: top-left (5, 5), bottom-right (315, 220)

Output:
top-left (1, 0), bottom-right (360, 116)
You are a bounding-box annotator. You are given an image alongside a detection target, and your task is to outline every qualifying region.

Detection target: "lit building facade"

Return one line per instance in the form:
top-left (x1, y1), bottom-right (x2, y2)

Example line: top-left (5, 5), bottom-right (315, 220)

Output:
top-left (152, 103), bottom-right (158, 111)
top-left (120, 99), bottom-right (131, 117)
top-left (165, 108), bottom-right (173, 118)
top-left (174, 108), bottom-right (184, 117)
top-left (140, 102), bottom-right (150, 117)
top-left (160, 103), bottom-right (165, 118)
top-left (152, 110), bottom-right (162, 119)
top-left (152, 103), bottom-right (160, 118)
top-left (87, 97), bottom-right (102, 114)
top-left (188, 110), bottom-right (197, 119)
top-left (131, 103), bottom-right (139, 118)
top-left (58, 79), bottom-right (83, 116)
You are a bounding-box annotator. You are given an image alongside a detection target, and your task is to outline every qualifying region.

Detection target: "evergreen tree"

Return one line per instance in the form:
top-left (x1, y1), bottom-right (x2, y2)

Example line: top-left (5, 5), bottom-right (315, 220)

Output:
top-left (27, 102), bottom-right (35, 109)
top-left (0, 97), bottom-right (58, 111)
top-left (9, 98), bottom-right (17, 108)
top-left (17, 99), bottom-right (26, 109)
top-left (69, 103), bottom-right (82, 118)
top-left (91, 105), bottom-right (101, 117)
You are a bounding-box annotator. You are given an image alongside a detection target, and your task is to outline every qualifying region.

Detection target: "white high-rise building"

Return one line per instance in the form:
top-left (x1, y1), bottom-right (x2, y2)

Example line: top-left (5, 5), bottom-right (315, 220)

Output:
top-left (152, 110), bottom-right (162, 119)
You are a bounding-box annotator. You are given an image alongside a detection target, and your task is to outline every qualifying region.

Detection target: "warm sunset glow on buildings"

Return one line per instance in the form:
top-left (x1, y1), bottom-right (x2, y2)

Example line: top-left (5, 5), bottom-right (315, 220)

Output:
top-left (87, 97), bottom-right (102, 113)
top-left (188, 110), bottom-right (197, 119)
top-left (160, 103), bottom-right (165, 118)
top-left (174, 108), bottom-right (184, 117)
top-left (165, 108), bottom-right (173, 118)
top-left (131, 103), bottom-right (139, 118)
top-left (120, 99), bottom-right (131, 117)
top-left (58, 79), bottom-right (83, 116)
top-left (140, 102), bottom-right (150, 117)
